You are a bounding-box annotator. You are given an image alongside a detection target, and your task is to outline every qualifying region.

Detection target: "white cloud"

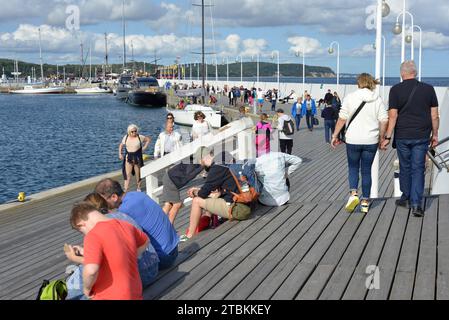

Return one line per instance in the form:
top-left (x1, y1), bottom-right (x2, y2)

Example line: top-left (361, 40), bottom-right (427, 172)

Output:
top-left (349, 44), bottom-right (376, 58)
top-left (0, 24), bottom-right (272, 64)
top-left (391, 31), bottom-right (449, 51)
top-left (287, 36), bottom-right (324, 56)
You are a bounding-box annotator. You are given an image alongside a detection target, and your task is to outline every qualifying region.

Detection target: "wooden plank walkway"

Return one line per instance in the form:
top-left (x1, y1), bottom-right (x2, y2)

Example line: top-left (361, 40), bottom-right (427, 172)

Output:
top-left (0, 112), bottom-right (444, 300)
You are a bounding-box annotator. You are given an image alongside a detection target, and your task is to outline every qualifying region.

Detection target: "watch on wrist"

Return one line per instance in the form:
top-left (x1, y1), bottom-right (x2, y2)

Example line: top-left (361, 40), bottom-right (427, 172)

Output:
top-left (384, 136), bottom-right (392, 140)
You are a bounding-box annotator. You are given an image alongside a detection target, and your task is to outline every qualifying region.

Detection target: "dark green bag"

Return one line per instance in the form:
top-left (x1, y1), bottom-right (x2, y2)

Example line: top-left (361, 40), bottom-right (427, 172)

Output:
top-left (36, 279), bottom-right (68, 300)
top-left (231, 203), bottom-right (251, 221)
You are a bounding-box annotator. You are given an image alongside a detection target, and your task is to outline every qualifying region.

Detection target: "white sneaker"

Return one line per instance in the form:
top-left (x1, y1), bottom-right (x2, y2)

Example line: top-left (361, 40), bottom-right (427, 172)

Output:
top-left (345, 194), bottom-right (360, 213)
top-left (360, 201), bottom-right (370, 213)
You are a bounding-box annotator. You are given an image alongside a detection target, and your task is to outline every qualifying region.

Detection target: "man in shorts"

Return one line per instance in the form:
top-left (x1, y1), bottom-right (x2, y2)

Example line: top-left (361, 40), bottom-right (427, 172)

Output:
top-left (180, 147), bottom-right (252, 241)
top-left (161, 162), bottom-right (204, 224)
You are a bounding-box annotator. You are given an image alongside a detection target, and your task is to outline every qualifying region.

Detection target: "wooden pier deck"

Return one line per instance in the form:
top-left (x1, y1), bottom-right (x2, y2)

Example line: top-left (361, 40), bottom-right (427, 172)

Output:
top-left (0, 116), bottom-right (446, 300)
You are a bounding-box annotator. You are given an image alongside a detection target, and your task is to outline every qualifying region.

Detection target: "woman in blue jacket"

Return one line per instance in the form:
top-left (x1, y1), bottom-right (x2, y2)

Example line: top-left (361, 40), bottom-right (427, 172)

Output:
top-left (301, 94), bottom-right (317, 131)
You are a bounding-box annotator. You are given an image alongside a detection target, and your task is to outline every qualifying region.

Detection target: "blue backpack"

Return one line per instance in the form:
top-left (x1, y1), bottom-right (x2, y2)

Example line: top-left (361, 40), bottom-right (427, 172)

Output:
top-left (224, 160), bottom-right (262, 194)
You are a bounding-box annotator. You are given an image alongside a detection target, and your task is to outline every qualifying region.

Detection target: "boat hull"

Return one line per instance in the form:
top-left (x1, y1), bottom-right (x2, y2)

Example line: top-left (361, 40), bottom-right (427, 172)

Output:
top-left (75, 87), bottom-right (112, 94)
top-left (116, 87), bottom-right (131, 100)
top-left (127, 91), bottom-right (167, 108)
top-left (9, 87), bottom-right (65, 94)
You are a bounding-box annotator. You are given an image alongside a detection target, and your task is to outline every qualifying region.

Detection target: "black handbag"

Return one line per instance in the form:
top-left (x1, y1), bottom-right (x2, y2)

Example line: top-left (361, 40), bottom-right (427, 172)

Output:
top-left (392, 82), bottom-right (420, 149)
top-left (313, 117), bottom-right (319, 126)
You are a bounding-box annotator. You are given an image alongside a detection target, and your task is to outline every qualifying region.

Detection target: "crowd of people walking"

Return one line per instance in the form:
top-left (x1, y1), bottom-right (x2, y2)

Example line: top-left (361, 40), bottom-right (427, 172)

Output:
top-left (62, 60), bottom-right (439, 300)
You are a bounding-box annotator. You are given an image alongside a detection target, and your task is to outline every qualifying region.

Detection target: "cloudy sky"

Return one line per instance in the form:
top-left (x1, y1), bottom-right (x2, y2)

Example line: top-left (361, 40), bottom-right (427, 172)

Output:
top-left (0, 0), bottom-right (448, 77)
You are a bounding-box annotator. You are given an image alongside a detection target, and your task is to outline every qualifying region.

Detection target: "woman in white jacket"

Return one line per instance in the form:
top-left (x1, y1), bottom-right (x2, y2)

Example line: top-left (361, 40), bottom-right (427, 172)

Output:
top-left (331, 73), bottom-right (388, 214)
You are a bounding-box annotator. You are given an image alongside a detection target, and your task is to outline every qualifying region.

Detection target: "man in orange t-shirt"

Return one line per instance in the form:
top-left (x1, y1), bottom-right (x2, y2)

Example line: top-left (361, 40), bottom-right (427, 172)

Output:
top-left (70, 202), bottom-right (149, 300)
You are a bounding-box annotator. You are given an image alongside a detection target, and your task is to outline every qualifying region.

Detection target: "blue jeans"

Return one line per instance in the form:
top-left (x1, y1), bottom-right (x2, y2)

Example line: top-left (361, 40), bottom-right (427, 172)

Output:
top-left (396, 138), bottom-right (429, 208)
top-left (306, 110), bottom-right (313, 129)
top-left (324, 120), bottom-right (336, 143)
top-left (346, 143), bottom-right (378, 199)
top-left (295, 115), bottom-right (301, 130)
top-left (158, 246), bottom-right (178, 270)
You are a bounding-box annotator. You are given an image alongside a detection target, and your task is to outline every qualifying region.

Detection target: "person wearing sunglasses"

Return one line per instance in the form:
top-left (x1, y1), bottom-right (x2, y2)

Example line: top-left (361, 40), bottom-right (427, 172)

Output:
top-left (119, 124), bottom-right (151, 192)
top-left (166, 113), bottom-right (175, 123)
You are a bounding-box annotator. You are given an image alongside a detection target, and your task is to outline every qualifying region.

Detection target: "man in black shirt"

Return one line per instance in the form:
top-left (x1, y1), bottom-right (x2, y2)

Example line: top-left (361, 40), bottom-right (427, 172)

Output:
top-left (324, 89), bottom-right (334, 105)
top-left (381, 61), bottom-right (440, 217)
top-left (180, 147), bottom-right (251, 241)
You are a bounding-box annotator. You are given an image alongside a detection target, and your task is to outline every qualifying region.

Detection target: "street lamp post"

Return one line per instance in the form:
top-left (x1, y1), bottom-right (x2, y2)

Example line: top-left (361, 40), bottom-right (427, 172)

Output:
top-left (236, 55), bottom-right (243, 83)
top-left (226, 57), bottom-right (229, 84)
top-left (374, 36), bottom-right (387, 100)
top-left (393, 10), bottom-right (414, 61)
top-left (196, 61), bottom-right (199, 81)
top-left (409, 25), bottom-right (422, 81)
top-left (372, 0), bottom-right (390, 199)
top-left (205, 58), bottom-right (208, 83)
top-left (328, 41), bottom-right (340, 94)
top-left (271, 50), bottom-right (280, 93)
top-left (252, 54), bottom-right (260, 85)
top-left (215, 58), bottom-right (218, 83)
top-left (295, 49), bottom-right (305, 97)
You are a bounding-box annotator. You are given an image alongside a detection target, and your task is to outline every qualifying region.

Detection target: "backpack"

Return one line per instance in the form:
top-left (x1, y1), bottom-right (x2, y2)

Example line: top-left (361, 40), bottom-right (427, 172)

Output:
top-left (282, 118), bottom-right (295, 136)
top-left (222, 162), bottom-right (261, 204)
top-left (36, 279), bottom-right (68, 300)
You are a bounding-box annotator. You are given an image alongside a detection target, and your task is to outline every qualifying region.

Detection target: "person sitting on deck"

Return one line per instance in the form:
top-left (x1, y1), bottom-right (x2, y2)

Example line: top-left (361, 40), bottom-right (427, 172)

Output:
top-left (154, 121), bottom-right (182, 158)
top-left (95, 178), bottom-right (180, 270)
top-left (255, 152), bottom-right (302, 207)
top-left (180, 147), bottom-right (252, 242)
top-left (119, 124), bottom-right (151, 193)
top-left (161, 161), bottom-right (204, 224)
top-left (65, 193), bottom-right (159, 300)
top-left (68, 202), bottom-right (149, 300)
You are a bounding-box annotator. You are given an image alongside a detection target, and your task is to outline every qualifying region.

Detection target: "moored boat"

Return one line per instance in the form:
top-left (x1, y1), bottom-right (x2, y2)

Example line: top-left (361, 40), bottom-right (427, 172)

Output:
top-left (9, 86), bottom-right (65, 94)
top-left (75, 86), bottom-right (112, 94)
top-left (126, 77), bottom-right (167, 107)
top-left (167, 104), bottom-right (224, 128)
top-left (115, 73), bottom-right (133, 100)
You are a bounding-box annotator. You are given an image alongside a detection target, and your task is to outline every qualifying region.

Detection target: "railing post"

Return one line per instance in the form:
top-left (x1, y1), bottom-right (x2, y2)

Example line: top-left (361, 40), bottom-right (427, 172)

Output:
top-left (237, 129), bottom-right (255, 161)
top-left (393, 159), bottom-right (402, 198)
top-left (146, 174), bottom-right (159, 204)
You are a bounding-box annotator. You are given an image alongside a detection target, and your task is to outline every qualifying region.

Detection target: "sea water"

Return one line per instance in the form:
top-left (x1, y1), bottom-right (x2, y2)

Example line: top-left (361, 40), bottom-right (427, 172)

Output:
top-left (0, 94), bottom-right (180, 204)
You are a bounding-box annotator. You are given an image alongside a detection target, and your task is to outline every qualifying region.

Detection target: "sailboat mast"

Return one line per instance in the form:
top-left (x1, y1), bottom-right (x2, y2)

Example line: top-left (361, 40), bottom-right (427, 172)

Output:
top-left (122, 0), bottom-right (126, 69)
top-left (201, 0), bottom-right (205, 96)
top-left (104, 33), bottom-right (109, 79)
top-left (38, 28), bottom-right (44, 82)
top-left (89, 43), bottom-right (92, 83)
top-left (80, 42), bottom-right (84, 79)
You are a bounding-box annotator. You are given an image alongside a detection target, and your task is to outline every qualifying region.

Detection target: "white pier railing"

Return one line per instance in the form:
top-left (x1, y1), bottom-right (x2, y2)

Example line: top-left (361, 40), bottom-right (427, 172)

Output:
top-left (140, 117), bottom-right (255, 204)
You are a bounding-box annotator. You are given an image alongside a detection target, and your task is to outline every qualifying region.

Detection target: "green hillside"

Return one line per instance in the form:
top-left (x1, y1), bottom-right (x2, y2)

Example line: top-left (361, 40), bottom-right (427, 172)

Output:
top-left (0, 59), bottom-right (159, 78)
top-left (0, 58), bottom-right (335, 79)
top-left (184, 62), bottom-right (335, 78)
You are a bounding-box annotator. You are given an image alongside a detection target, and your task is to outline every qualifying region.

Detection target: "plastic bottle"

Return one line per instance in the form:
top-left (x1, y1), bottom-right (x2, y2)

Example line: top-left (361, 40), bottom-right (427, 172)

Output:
top-left (239, 172), bottom-right (250, 192)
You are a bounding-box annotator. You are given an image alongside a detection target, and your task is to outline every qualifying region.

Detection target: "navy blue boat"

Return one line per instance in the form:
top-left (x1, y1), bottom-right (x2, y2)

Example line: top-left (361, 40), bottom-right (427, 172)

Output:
top-left (126, 77), bottom-right (167, 107)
